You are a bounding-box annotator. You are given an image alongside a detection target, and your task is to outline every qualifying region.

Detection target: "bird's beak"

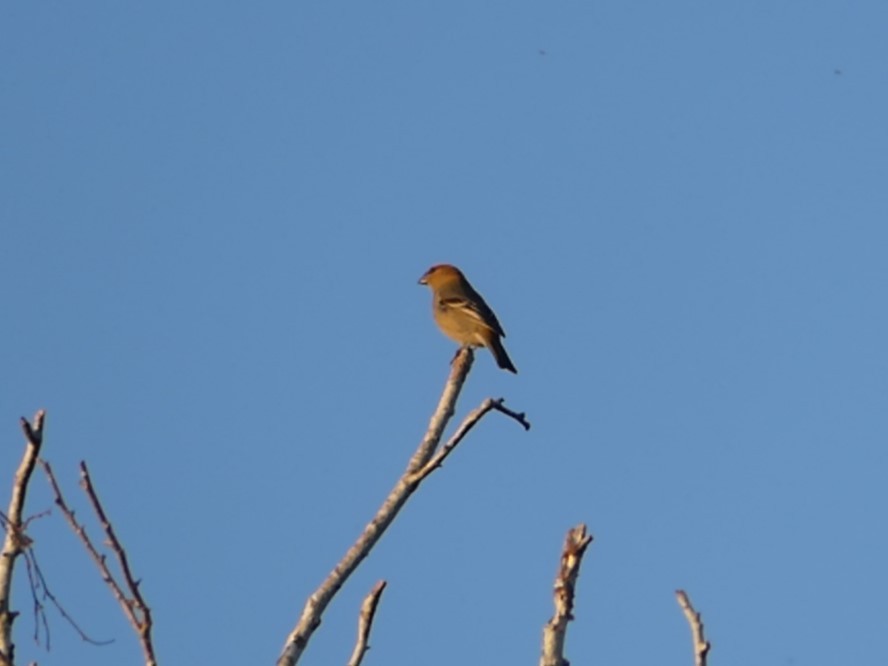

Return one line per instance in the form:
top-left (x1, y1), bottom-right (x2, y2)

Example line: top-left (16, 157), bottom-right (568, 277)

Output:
top-left (418, 273), bottom-right (428, 285)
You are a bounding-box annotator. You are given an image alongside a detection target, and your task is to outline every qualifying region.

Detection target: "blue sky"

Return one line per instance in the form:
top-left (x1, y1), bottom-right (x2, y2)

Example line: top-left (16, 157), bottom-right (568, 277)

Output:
top-left (3, 2), bottom-right (887, 664)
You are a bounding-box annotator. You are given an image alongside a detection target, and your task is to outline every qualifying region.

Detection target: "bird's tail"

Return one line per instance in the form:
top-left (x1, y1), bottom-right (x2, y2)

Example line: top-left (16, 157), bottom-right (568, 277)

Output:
top-left (487, 335), bottom-right (518, 374)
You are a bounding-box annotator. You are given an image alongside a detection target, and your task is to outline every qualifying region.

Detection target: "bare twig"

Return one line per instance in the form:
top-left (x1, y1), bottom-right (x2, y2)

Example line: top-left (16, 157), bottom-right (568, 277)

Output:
top-left (346, 581), bottom-right (387, 666)
top-left (0, 410), bottom-right (46, 666)
top-left (25, 536), bottom-right (113, 648)
top-left (412, 397), bottom-right (530, 482)
top-left (277, 348), bottom-right (529, 666)
top-left (40, 462), bottom-right (131, 611)
top-left (676, 590), bottom-right (710, 666)
top-left (489, 400), bottom-right (532, 431)
top-left (2, 484), bottom-right (109, 651)
top-left (540, 524), bottom-right (593, 666)
top-left (40, 461), bottom-right (156, 666)
top-left (20, 553), bottom-right (50, 648)
top-left (79, 461), bottom-right (155, 665)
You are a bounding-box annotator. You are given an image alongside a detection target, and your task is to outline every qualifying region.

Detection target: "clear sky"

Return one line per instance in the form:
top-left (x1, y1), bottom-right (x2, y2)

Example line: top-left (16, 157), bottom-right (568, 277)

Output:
top-left (3, 2), bottom-right (887, 665)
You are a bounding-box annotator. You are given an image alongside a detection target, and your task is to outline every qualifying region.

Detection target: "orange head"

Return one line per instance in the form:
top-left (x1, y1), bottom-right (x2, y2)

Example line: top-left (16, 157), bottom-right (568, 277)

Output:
top-left (418, 264), bottom-right (465, 287)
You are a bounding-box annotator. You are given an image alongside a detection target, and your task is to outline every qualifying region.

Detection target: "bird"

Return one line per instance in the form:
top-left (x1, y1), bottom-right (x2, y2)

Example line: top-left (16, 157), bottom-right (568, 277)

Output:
top-left (418, 264), bottom-right (517, 373)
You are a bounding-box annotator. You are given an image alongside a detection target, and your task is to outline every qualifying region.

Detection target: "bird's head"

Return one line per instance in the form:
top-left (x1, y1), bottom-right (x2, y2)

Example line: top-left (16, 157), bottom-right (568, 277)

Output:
top-left (418, 264), bottom-right (465, 287)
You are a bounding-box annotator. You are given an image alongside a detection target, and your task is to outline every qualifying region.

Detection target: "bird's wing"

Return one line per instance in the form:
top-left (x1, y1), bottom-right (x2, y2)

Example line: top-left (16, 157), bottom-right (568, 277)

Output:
top-left (438, 294), bottom-right (506, 338)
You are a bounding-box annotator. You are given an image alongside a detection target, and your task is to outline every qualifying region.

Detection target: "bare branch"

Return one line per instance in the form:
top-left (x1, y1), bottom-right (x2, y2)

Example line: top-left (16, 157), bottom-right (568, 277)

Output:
top-left (78, 461), bottom-right (155, 665)
top-left (411, 397), bottom-right (530, 482)
top-left (676, 589), bottom-right (710, 666)
top-left (346, 581), bottom-right (387, 666)
top-left (21, 553), bottom-right (50, 649)
top-left (24, 544), bottom-right (113, 647)
top-left (540, 524), bottom-right (593, 666)
top-left (489, 400), bottom-right (531, 431)
top-left (40, 460), bottom-right (156, 666)
top-left (405, 348), bottom-right (475, 473)
top-left (0, 410), bottom-right (46, 666)
top-left (40, 461), bottom-right (131, 614)
top-left (276, 350), bottom-right (473, 665)
top-left (276, 348), bottom-right (530, 666)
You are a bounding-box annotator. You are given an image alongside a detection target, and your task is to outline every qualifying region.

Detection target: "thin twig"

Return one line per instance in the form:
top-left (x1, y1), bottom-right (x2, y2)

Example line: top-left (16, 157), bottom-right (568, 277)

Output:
top-left (676, 590), bottom-right (710, 666)
top-left (79, 462), bottom-right (156, 666)
top-left (40, 461), bottom-right (156, 666)
top-left (78, 461), bottom-right (155, 665)
top-left (40, 462), bottom-right (132, 613)
top-left (276, 348), bottom-right (530, 666)
top-left (21, 553), bottom-right (50, 649)
top-left (0, 410), bottom-right (46, 666)
top-left (540, 524), bottom-right (593, 666)
top-left (2, 492), bottom-right (108, 650)
top-left (27, 545), bottom-right (113, 647)
top-left (346, 581), bottom-right (387, 666)
top-left (411, 398), bottom-right (530, 482)
top-left (490, 400), bottom-right (531, 431)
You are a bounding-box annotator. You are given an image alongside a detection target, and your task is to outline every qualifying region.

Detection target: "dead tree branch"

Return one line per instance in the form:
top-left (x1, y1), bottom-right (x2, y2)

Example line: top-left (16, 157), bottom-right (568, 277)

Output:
top-left (540, 524), bottom-right (593, 666)
top-left (346, 580), bottom-right (387, 666)
top-left (676, 589), bottom-right (710, 666)
top-left (276, 348), bottom-right (530, 666)
top-left (0, 410), bottom-right (46, 666)
top-left (411, 398), bottom-right (530, 482)
top-left (40, 461), bottom-right (156, 666)
top-left (20, 540), bottom-right (112, 649)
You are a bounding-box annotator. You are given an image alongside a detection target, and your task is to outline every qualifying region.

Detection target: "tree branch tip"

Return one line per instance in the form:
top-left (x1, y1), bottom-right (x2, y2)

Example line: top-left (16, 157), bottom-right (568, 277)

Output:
top-left (566, 523), bottom-right (593, 546)
top-left (20, 411), bottom-right (46, 444)
top-left (676, 589), bottom-right (710, 665)
top-left (489, 399), bottom-right (532, 430)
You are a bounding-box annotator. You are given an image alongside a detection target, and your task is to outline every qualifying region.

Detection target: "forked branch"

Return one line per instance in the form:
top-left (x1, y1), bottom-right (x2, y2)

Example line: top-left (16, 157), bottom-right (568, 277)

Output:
top-left (0, 410), bottom-right (46, 666)
top-left (41, 461), bottom-right (156, 666)
top-left (276, 348), bottom-right (530, 666)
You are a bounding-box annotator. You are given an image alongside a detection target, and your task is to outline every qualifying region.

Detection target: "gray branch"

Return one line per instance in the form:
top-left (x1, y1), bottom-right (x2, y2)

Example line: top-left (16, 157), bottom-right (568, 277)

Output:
top-left (540, 524), bottom-right (593, 666)
top-left (676, 590), bottom-right (710, 666)
top-left (41, 460), bottom-right (156, 666)
top-left (276, 348), bottom-right (529, 665)
top-left (0, 410), bottom-right (45, 666)
top-left (346, 581), bottom-right (386, 666)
